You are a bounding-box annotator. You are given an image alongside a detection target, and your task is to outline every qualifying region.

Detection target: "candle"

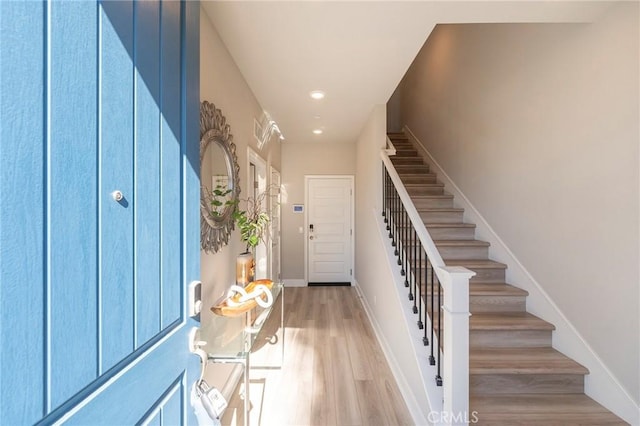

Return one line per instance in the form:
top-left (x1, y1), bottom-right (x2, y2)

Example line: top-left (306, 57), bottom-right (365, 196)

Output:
top-left (236, 252), bottom-right (254, 287)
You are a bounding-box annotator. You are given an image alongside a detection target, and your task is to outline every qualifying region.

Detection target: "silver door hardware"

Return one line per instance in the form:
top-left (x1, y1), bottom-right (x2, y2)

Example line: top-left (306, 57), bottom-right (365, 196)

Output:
top-left (196, 379), bottom-right (227, 420)
top-left (188, 281), bottom-right (202, 318)
top-left (111, 190), bottom-right (123, 202)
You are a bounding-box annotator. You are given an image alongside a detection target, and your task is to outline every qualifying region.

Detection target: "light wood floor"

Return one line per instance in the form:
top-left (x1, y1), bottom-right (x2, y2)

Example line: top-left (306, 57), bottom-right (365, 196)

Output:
top-left (221, 286), bottom-right (413, 426)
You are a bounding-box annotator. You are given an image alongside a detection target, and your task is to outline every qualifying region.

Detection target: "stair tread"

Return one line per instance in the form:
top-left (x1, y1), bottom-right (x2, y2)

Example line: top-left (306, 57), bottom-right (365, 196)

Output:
top-left (470, 312), bottom-right (555, 331)
top-left (394, 163), bottom-right (428, 167)
top-left (470, 282), bottom-right (529, 296)
top-left (470, 347), bottom-right (589, 375)
top-left (426, 222), bottom-right (475, 228)
top-left (470, 394), bottom-right (626, 424)
top-left (397, 172), bottom-right (436, 177)
top-left (405, 182), bottom-right (444, 187)
top-left (434, 239), bottom-right (490, 247)
top-left (410, 193), bottom-right (453, 199)
top-left (393, 157), bottom-right (420, 161)
top-left (415, 207), bottom-right (464, 212)
top-left (445, 259), bottom-right (508, 269)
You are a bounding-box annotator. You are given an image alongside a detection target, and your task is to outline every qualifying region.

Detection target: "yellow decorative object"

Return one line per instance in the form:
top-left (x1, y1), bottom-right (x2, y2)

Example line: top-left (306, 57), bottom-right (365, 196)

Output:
top-left (211, 279), bottom-right (274, 317)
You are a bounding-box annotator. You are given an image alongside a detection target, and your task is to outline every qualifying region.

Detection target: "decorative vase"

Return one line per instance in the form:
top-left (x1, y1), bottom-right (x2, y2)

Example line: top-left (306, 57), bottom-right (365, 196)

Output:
top-left (236, 251), bottom-right (254, 286)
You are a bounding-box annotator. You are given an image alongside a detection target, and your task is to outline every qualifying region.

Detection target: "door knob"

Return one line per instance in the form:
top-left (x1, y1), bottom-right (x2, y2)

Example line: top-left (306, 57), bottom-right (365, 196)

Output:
top-left (111, 190), bottom-right (124, 202)
top-left (310, 236), bottom-right (314, 240)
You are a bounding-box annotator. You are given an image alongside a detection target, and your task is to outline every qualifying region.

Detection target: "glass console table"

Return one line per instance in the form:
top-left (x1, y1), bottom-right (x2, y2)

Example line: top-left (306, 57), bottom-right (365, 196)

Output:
top-left (201, 282), bottom-right (284, 426)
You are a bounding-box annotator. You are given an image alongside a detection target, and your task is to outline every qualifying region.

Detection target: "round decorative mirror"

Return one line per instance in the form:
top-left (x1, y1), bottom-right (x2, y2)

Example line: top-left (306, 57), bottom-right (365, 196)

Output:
top-left (200, 101), bottom-right (240, 253)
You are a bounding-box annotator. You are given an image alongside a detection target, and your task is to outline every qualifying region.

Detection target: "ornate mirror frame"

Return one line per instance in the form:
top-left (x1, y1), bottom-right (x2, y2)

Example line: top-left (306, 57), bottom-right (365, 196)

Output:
top-left (200, 101), bottom-right (241, 253)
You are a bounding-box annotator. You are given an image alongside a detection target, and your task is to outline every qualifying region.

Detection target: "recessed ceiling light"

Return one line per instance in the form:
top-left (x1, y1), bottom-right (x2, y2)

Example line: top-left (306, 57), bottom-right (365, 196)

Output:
top-left (310, 90), bottom-right (325, 100)
top-left (312, 129), bottom-right (323, 135)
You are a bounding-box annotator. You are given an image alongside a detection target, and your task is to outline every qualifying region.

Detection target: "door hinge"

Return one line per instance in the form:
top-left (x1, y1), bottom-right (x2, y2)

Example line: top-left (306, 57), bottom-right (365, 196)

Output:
top-left (350, 268), bottom-right (352, 276)
top-left (350, 229), bottom-right (352, 236)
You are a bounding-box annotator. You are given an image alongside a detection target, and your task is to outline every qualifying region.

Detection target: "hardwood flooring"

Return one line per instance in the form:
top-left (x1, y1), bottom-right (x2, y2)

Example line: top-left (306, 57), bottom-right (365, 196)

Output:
top-left (221, 286), bottom-right (413, 426)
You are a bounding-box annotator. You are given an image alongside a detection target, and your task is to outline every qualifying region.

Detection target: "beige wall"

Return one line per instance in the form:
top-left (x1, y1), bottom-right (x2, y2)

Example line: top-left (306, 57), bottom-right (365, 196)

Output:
top-left (396, 3), bottom-right (639, 404)
top-left (280, 142), bottom-right (356, 280)
top-left (354, 105), bottom-right (432, 421)
top-left (200, 8), bottom-right (281, 320)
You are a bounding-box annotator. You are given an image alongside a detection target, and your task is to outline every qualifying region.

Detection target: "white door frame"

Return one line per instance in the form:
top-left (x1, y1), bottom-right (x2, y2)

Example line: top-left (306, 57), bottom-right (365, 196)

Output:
top-left (304, 175), bottom-right (355, 285)
top-left (248, 147), bottom-right (269, 280)
top-left (269, 166), bottom-right (281, 281)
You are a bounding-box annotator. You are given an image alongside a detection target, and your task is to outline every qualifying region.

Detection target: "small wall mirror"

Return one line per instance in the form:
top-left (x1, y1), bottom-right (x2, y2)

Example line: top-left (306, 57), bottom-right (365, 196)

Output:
top-left (200, 101), bottom-right (240, 253)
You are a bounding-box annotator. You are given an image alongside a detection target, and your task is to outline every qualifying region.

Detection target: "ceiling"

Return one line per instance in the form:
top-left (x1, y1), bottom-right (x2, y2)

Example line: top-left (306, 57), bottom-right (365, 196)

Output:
top-left (202, 1), bottom-right (611, 145)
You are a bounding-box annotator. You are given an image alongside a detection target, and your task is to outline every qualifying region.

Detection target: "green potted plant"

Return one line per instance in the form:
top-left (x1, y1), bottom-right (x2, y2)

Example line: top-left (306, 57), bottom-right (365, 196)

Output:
top-left (233, 195), bottom-right (270, 253)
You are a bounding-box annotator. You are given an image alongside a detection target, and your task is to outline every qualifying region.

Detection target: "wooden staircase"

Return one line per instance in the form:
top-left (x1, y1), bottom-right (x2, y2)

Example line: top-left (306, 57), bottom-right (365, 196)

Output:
top-left (387, 132), bottom-right (627, 425)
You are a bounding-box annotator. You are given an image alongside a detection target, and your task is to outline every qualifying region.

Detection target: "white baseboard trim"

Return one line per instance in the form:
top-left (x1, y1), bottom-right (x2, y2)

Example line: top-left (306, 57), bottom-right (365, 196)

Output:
top-left (351, 209), bottom-right (458, 426)
top-left (283, 278), bottom-right (306, 287)
top-left (353, 278), bottom-right (432, 426)
top-left (404, 125), bottom-right (640, 424)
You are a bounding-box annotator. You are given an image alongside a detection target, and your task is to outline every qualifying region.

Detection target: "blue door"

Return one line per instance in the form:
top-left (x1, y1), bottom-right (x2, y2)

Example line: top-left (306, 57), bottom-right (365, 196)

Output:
top-left (0, 1), bottom-right (200, 424)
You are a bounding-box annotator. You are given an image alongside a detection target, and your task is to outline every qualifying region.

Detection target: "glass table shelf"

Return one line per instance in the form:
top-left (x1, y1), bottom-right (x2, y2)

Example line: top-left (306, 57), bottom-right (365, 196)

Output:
top-left (202, 281), bottom-right (283, 359)
top-left (200, 282), bottom-right (284, 426)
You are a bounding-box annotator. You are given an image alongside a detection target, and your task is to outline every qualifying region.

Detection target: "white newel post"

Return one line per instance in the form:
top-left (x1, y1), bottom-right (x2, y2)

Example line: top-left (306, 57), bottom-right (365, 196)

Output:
top-left (436, 266), bottom-right (475, 426)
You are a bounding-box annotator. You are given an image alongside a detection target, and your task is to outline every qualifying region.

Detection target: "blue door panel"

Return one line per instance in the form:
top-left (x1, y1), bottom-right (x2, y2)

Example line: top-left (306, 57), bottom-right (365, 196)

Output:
top-left (48, 0), bottom-right (100, 409)
top-left (59, 330), bottom-right (189, 425)
top-left (0, 2), bottom-right (46, 424)
top-left (139, 375), bottom-right (184, 426)
top-left (134, 0), bottom-right (162, 348)
top-left (160, 0), bottom-right (183, 329)
top-left (158, 382), bottom-right (184, 426)
top-left (100, 0), bottom-right (135, 373)
top-left (0, 1), bottom-right (200, 424)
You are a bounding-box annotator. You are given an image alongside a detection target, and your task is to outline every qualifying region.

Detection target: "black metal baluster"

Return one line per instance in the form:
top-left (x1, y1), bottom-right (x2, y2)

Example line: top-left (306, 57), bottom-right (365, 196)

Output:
top-left (416, 234), bottom-right (423, 323)
top-left (407, 220), bottom-right (414, 298)
top-left (399, 202), bottom-right (405, 270)
top-left (410, 228), bottom-right (417, 310)
top-left (423, 256), bottom-right (430, 345)
top-left (429, 261), bottom-right (436, 365)
top-left (435, 277), bottom-right (443, 386)
top-left (382, 165), bottom-right (387, 220)
top-left (390, 185), bottom-right (396, 246)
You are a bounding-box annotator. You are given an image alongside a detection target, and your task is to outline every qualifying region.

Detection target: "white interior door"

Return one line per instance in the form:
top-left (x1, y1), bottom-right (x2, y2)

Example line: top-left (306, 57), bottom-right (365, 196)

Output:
top-left (306, 176), bottom-right (354, 284)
